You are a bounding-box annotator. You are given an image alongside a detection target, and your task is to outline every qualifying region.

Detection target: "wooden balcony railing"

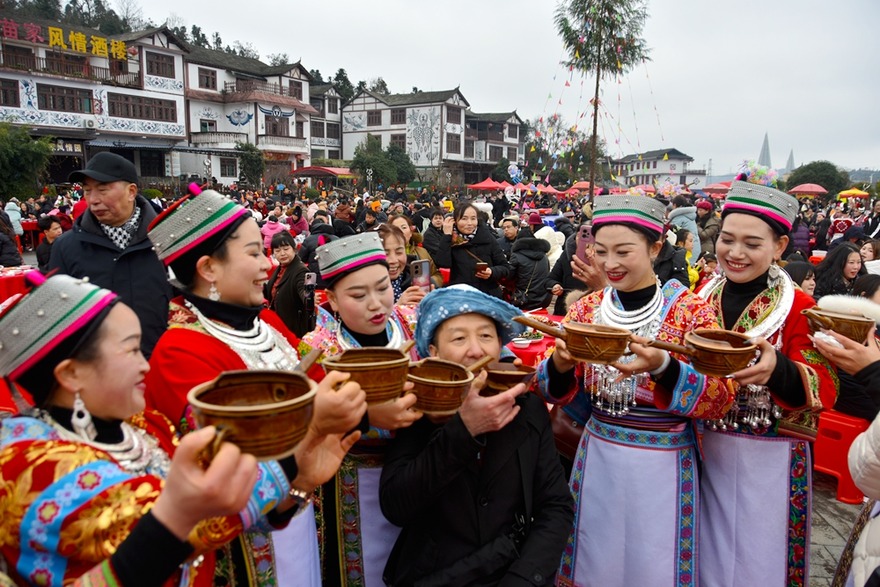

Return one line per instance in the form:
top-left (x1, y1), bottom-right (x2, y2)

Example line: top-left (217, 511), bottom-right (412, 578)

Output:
top-left (0, 52), bottom-right (140, 87)
top-left (224, 80), bottom-right (298, 98)
top-left (256, 135), bottom-right (307, 149)
top-left (191, 132), bottom-right (248, 145)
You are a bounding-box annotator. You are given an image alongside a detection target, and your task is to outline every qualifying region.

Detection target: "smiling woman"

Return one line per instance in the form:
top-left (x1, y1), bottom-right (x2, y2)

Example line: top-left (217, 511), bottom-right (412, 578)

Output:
top-left (143, 189), bottom-right (368, 587)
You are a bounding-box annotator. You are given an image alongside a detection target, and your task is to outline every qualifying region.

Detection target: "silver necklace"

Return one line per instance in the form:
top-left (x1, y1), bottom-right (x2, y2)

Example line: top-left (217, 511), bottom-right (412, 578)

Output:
top-left (186, 301), bottom-right (300, 371)
top-left (336, 317), bottom-right (404, 351)
top-left (591, 281), bottom-right (665, 416)
top-left (36, 410), bottom-right (171, 477)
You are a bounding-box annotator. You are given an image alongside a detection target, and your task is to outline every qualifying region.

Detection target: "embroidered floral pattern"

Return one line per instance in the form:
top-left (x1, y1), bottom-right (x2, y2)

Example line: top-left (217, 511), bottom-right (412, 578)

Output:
top-left (786, 441), bottom-right (810, 587)
top-left (336, 453), bottom-right (384, 586)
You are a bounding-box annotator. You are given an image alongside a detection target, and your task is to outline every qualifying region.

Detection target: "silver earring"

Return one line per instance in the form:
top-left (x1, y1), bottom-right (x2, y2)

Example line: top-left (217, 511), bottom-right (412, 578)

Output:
top-left (71, 392), bottom-right (97, 441)
top-left (209, 283), bottom-right (221, 302)
top-left (767, 262), bottom-right (781, 287)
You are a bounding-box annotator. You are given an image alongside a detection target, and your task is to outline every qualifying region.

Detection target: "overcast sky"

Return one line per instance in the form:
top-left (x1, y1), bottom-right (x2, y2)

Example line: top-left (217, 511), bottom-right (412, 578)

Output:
top-left (147, 0), bottom-right (879, 176)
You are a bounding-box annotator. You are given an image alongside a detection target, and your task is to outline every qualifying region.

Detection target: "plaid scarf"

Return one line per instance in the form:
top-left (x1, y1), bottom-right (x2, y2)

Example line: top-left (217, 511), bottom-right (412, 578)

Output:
top-left (451, 224), bottom-right (478, 247)
top-left (100, 205), bottom-right (141, 250)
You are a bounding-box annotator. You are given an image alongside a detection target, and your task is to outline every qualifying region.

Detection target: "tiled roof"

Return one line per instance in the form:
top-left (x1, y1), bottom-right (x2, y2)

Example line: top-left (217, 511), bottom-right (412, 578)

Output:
top-left (362, 87), bottom-right (469, 107)
top-left (466, 110), bottom-right (522, 124)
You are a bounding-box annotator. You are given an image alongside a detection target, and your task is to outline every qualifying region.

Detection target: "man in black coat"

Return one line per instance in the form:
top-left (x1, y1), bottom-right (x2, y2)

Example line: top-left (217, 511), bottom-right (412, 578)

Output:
top-left (49, 153), bottom-right (172, 358)
top-left (381, 286), bottom-right (573, 587)
top-left (298, 215), bottom-right (338, 288)
top-left (421, 209), bottom-right (447, 258)
top-left (508, 237), bottom-right (551, 310)
top-left (497, 216), bottom-right (520, 259)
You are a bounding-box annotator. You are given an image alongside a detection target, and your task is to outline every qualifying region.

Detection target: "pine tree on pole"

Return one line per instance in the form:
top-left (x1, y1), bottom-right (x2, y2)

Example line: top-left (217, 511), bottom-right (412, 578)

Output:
top-left (554, 0), bottom-right (650, 196)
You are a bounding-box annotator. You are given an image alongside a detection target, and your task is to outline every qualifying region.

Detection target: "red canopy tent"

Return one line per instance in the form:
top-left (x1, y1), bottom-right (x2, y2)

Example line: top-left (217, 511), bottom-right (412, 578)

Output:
top-left (516, 184), bottom-right (537, 193)
top-left (468, 177), bottom-right (503, 190)
top-left (788, 183), bottom-right (828, 196)
top-left (537, 185), bottom-right (562, 195)
top-left (498, 181), bottom-right (513, 189)
top-left (634, 184), bottom-right (656, 193)
top-left (290, 166), bottom-right (356, 179)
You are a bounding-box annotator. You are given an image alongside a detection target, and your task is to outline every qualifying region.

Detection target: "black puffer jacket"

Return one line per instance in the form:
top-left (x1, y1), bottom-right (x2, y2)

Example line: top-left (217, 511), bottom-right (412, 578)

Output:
top-left (553, 217), bottom-right (576, 241)
top-left (547, 233), bottom-right (584, 316)
top-left (264, 254), bottom-right (309, 337)
top-left (653, 240), bottom-right (689, 288)
top-left (298, 223), bottom-right (338, 288)
top-left (432, 223), bottom-right (511, 297)
top-left (0, 231), bottom-right (22, 267)
top-left (509, 237), bottom-right (551, 310)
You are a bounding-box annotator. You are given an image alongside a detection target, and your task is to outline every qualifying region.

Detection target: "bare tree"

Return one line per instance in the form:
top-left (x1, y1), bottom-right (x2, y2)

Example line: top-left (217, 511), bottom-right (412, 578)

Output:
top-left (232, 40), bottom-right (259, 60)
top-left (267, 53), bottom-right (289, 66)
top-left (114, 0), bottom-right (147, 30)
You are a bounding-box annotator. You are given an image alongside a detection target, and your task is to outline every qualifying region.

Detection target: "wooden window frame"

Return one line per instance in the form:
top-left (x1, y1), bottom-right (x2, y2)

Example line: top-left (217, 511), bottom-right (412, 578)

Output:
top-left (220, 158), bottom-right (237, 177)
top-left (0, 78), bottom-right (19, 107)
top-left (198, 68), bottom-right (217, 90)
top-left (107, 92), bottom-right (177, 122)
top-left (390, 108), bottom-right (406, 125)
top-left (446, 132), bottom-right (461, 154)
top-left (146, 52), bottom-right (174, 78)
top-left (447, 106), bottom-right (461, 125)
top-left (367, 110), bottom-right (381, 126)
top-left (37, 83), bottom-right (92, 113)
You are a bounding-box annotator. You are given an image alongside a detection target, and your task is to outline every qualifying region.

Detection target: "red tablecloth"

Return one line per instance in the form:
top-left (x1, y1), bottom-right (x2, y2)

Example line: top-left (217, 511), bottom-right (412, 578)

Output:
top-left (507, 336), bottom-right (556, 367)
top-left (20, 220), bottom-right (38, 232)
top-left (0, 273), bottom-right (27, 302)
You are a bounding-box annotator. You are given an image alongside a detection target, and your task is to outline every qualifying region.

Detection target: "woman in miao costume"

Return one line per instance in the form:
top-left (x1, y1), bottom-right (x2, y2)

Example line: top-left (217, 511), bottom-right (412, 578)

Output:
top-left (144, 188), bottom-right (367, 587)
top-left (697, 177), bottom-right (838, 587)
top-left (0, 275), bottom-right (356, 587)
top-left (534, 195), bottom-right (736, 587)
top-left (297, 233), bottom-right (422, 587)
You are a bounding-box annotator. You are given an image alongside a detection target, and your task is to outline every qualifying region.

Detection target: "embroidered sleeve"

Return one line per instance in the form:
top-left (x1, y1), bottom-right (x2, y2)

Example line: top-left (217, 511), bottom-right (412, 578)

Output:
top-left (780, 301), bottom-right (839, 413)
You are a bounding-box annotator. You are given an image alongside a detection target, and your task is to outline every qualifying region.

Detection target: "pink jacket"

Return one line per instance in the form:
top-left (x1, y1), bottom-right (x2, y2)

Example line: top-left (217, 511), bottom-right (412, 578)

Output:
top-left (260, 221), bottom-right (287, 248)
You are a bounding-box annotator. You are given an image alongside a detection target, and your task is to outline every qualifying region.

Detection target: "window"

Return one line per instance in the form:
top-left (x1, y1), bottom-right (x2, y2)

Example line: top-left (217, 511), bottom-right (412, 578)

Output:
top-left (198, 68), bottom-right (216, 90)
top-left (391, 108), bottom-right (405, 124)
top-left (45, 51), bottom-right (87, 77)
top-left (289, 81), bottom-right (302, 100)
top-left (220, 158), bottom-right (237, 177)
top-left (37, 84), bottom-right (92, 113)
top-left (139, 151), bottom-right (164, 177)
top-left (311, 120), bottom-right (325, 138)
top-left (146, 52), bottom-right (174, 78)
top-left (295, 121), bottom-right (304, 138)
top-left (367, 110), bottom-right (381, 126)
top-left (464, 140), bottom-right (474, 158)
top-left (200, 120), bottom-right (216, 133)
top-left (311, 149), bottom-right (325, 159)
top-left (108, 92), bottom-right (177, 121)
top-left (265, 116), bottom-right (289, 137)
top-left (653, 161), bottom-right (657, 169)
top-left (446, 133), bottom-right (461, 154)
top-left (508, 125), bottom-right (518, 139)
top-left (328, 149), bottom-right (340, 159)
top-left (489, 146), bottom-right (503, 161)
top-left (507, 147), bottom-right (517, 162)
top-left (447, 107), bottom-right (461, 125)
top-left (327, 123), bottom-right (340, 139)
top-left (327, 99), bottom-right (338, 114)
top-left (391, 134), bottom-right (405, 149)
top-left (5, 45), bottom-right (34, 69)
top-left (0, 79), bottom-right (18, 107)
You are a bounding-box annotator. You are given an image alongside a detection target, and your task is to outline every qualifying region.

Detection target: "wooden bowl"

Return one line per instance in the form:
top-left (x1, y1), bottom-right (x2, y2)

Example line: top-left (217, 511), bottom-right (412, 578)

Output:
top-left (407, 358), bottom-right (474, 414)
top-left (323, 347), bottom-right (411, 405)
top-left (802, 307), bottom-right (874, 343)
top-left (482, 362), bottom-right (537, 396)
top-left (514, 315), bottom-right (631, 364)
top-left (187, 370), bottom-right (317, 461)
top-left (646, 329), bottom-right (758, 378)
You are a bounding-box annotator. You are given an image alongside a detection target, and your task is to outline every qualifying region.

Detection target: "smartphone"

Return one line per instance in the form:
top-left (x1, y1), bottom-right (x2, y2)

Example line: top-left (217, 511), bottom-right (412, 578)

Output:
top-left (576, 224), bottom-right (594, 266)
top-left (304, 272), bottom-right (317, 316)
top-left (475, 262), bottom-right (489, 274)
top-left (410, 259), bottom-right (431, 294)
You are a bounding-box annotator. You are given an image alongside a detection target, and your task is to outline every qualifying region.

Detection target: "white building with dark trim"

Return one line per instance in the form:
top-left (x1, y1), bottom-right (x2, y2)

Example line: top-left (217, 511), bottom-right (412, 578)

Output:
top-left (612, 148), bottom-right (708, 189)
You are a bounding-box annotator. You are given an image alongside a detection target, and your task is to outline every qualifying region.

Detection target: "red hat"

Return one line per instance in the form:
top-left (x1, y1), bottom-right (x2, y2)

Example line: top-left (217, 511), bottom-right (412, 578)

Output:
top-left (528, 212), bottom-right (543, 225)
top-left (696, 200), bottom-right (713, 211)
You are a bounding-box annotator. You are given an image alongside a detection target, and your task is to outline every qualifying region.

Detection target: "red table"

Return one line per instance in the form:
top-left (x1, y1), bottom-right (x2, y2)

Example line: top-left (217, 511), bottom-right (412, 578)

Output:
top-left (19, 220), bottom-right (41, 248)
top-left (0, 273), bottom-right (27, 302)
top-left (507, 336), bottom-right (556, 367)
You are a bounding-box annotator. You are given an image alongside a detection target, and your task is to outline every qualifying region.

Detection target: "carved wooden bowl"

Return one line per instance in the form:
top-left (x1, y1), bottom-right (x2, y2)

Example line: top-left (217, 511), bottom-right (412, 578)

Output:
top-left (323, 347), bottom-right (411, 405)
top-left (187, 370), bottom-right (317, 461)
top-left (407, 358), bottom-right (474, 415)
top-left (802, 307), bottom-right (874, 343)
top-left (482, 362), bottom-right (537, 396)
top-left (646, 329), bottom-right (758, 378)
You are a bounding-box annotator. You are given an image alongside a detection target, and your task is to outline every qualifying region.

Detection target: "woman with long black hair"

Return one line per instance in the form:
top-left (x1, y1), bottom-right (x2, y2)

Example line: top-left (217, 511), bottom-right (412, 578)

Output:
top-left (814, 241), bottom-right (865, 299)
top-left (0, 214), bottom-right (22, 266)
top-left (432, 203), bottom-right (511, 296)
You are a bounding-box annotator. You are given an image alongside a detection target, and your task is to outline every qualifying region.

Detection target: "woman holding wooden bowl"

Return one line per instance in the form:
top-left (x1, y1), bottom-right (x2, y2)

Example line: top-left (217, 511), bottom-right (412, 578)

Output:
top-left (144, 188), bottom-right (367, 587)
top-left (533, 195), bottom-right (736, 587)
top-left (297, 232), bottom-right (423, 587)
top-left (0, 275), bottom-right (356, 587)
top-left (696, 175), bottom-right (838, 587)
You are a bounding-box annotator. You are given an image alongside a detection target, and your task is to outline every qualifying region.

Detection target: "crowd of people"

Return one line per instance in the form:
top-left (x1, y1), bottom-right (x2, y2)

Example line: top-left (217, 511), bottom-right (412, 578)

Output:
top-left (1, 152), bottom-right (880, 587)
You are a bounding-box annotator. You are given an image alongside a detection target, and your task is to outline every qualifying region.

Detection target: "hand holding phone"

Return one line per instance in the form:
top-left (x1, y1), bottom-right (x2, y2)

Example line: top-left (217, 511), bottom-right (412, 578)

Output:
top-left (575, 224), bottom-right (594, 266)
top-left (410, 259), bottom-right (431, 294)
top-left (475, 262), bottom-right (489, 275)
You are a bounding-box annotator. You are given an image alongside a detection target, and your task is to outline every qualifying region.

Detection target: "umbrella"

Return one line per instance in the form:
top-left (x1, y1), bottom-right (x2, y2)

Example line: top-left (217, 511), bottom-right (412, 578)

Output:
top-left (571, 181), bottom-right (594, 190)
top-left (468, 177), bottom-right (503, 191)
top-left (703, 183), bottom-right (730, 194)
top-left (839, 188), bottom-right (870, 199)
top-left (788, 183), bottom-right (828, 196)
top-left (633, 184), bottom-right (656, 193)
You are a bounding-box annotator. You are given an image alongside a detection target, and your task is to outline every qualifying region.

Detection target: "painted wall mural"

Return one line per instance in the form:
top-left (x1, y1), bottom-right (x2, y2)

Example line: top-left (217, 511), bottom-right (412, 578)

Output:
top-left (145, 75), bottom-right (184, 92)
top-left (227, 107), bottom-right (253, 126)
top-left (196, 106), bottom-right (219, 120)
top-left (342, 112), bottom-right (366, 132)
top-left (407, 107), bottom-right (440, 166)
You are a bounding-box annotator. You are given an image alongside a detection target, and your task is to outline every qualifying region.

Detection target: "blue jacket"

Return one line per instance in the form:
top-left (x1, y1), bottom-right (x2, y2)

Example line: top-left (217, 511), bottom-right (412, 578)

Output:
top-left (668, 206), bottom-right (701, 263)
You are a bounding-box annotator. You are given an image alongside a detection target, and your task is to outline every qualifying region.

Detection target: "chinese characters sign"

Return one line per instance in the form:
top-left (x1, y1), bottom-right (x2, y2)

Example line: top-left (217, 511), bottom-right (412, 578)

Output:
top-left (0, 19), bottom-right (126, 60)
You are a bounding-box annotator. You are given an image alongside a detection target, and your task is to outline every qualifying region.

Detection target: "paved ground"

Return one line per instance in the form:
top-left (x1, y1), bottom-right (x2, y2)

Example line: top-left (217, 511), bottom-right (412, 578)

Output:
top-left (811, 471), bottom-right (864, 586)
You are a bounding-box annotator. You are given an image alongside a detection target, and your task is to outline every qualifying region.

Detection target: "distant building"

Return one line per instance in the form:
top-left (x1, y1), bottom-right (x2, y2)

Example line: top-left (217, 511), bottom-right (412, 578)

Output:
top-left (308, 83), bottom-right (342, 161)
top-left (612, 148), bottom-right (708, 189)
top-left (341, 87), bottom-right (523, 187)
